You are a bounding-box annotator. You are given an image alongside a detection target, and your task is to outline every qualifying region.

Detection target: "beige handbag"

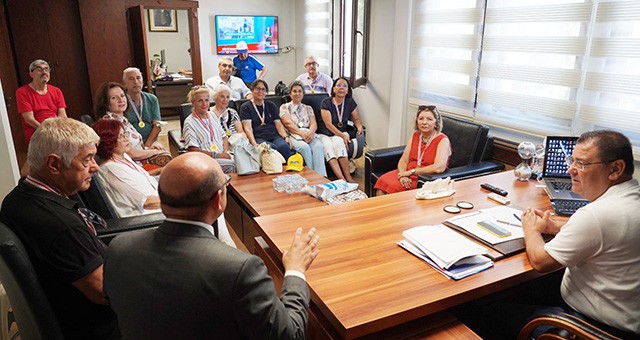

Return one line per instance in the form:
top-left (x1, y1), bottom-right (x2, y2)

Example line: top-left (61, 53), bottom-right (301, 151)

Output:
top-left (258, 143), bottom-right (285, 174)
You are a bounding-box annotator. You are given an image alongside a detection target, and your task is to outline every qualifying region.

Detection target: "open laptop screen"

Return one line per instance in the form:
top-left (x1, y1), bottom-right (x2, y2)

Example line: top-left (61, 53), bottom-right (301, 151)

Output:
top-left (542, 136), bottom-right (579, 179)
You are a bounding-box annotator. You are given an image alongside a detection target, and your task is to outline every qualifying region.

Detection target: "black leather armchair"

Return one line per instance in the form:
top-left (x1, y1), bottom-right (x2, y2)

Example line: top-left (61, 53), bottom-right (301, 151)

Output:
top-left (74, 174), bottom-right (164, 244)
top-left (364, 115), bottom-right (505, 197)
top-left (0, 221), bottom-right (65, 339)
top-left (518, 310), bottom-right (623, 340)
top-left (168, 103), bottom-right (192, 157)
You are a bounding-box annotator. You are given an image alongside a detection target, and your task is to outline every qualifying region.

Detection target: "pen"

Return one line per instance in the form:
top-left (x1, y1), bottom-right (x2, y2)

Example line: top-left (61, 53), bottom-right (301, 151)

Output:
top-left (496, 220), bottom-right (522, 227)
top-left (513, 213), bottom-right (522, 221)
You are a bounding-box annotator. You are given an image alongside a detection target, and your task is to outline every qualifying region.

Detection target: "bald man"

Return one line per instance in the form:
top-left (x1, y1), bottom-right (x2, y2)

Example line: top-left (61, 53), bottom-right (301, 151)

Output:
top-left (104, 153), bottom-right (319, 339)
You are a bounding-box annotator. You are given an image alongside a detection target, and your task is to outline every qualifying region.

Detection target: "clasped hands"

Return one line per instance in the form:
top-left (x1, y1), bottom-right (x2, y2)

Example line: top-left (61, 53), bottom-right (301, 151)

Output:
top-left (397, 171), bottom-right (413, 189)
top-left (521, 208), bottom-right (564, 235)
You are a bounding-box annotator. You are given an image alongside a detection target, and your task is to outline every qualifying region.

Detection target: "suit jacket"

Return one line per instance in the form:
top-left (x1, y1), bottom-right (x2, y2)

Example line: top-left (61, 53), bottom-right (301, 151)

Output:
top-left (103, 221), bottom-right (309, 339)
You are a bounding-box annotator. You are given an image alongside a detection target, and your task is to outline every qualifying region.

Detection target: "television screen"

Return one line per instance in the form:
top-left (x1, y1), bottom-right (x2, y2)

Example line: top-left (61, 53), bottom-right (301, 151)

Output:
top-left (215, 15), bottom-right (279, 55)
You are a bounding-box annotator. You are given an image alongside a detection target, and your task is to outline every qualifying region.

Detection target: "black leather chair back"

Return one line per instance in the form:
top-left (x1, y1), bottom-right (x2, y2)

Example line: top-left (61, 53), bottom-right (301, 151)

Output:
top-left (80, 114), bottom-right (95, 126)
top-left (0, 222), bottom-right (64, 339)
top-left (178, 103), bottom-right (192, 131)
top-left (265, 95), bottom-right (288, 108)
top-left (302, 93), bottom-right (330, 125)
top-left (441, 116), bottom-right (489, 168)
top-left (234, 99), bottom-right (250, 113)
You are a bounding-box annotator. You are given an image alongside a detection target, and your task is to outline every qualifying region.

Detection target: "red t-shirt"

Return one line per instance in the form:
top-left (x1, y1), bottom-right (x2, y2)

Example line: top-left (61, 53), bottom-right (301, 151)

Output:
top-left (16, 84), bottom-right (67, 144)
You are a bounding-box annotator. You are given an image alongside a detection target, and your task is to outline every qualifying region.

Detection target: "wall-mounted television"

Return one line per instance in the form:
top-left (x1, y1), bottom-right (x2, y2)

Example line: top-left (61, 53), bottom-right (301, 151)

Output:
top-left (215, 15), bottom-right (279, 55)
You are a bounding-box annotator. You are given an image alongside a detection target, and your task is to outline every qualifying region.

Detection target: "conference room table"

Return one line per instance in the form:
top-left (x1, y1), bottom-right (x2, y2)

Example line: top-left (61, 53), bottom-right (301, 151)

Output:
top-left (225, 167), bottom-right (330, 246)
top-left (253, 171), bottom-right (558, 339)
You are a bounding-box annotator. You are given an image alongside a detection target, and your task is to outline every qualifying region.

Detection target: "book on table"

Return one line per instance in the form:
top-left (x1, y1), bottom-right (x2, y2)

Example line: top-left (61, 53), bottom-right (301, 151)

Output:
top-left (443, 206), bottom-right (525, 259)
top-left (399, 224), bottom-right (493, 280)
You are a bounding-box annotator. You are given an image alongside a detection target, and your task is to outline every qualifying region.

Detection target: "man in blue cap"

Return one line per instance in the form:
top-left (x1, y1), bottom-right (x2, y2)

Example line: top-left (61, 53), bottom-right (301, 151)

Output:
top-left (233, 40), bottom-right (268, 86)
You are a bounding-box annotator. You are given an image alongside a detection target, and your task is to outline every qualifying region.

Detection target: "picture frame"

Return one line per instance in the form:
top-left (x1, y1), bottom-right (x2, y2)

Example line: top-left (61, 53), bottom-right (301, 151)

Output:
top-left (148, 9), bottom-right (177, 32)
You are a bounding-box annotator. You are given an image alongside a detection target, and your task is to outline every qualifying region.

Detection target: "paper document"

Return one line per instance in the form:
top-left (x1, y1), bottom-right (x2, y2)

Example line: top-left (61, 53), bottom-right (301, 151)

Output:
top-left (398, 240), bottom-right (493, 280)
top-left (446, 206), bottom-right (524, 245)
top-left (402, 224), bottom-right (488, 270)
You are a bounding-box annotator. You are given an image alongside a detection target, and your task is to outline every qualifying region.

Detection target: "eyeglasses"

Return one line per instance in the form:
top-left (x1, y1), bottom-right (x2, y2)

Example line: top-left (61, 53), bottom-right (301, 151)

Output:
top-left (335, 83), bottom-right (349, 89)
top-left (305, 62), bottom-right (318, 68)
top-left (565, 156), bottom-right (612, 171)
top-left (220, 64), bottom-right (233, 69)
top-left (253, 87), bottom-right (267, 92)
top-left (118, 131), bottom-right (130, 141)
top-left (223, 174), bottom-right (232, 187)
top-left (418, 105), bottom-right (437, 111)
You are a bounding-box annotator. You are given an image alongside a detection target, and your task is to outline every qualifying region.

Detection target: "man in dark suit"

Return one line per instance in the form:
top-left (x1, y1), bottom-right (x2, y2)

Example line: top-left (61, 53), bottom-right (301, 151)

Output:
top-left (103, 152), bottom-right (320, 339)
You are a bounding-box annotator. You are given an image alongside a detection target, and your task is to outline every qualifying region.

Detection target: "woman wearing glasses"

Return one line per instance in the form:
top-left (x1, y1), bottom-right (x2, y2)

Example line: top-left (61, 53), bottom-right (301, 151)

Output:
top-left (239, 79), bottom-right (292, 159)
top-left (92, 119), bottom-right (161, 217)
top-left (374, 105), bottom-right (451, 195)
top-left (94, 82), bottom-right (170, 168)
top-left (183, 86), bottom-right (235, 173)
top-left (318, 77), bottom-right (363, 182)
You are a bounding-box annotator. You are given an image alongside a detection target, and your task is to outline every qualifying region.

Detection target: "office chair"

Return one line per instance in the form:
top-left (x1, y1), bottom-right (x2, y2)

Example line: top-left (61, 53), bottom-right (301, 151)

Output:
top-left (0, 222), bottom-right (64, 340)
top-left (79, 114), bottom-right (95, 126)
top-left (517, 310), bottom-right (622, 340)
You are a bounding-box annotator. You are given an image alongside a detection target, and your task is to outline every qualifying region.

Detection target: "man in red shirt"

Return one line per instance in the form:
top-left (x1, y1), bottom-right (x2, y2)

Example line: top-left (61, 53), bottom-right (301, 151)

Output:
top-left (15, 59), bottom-right (67, 144)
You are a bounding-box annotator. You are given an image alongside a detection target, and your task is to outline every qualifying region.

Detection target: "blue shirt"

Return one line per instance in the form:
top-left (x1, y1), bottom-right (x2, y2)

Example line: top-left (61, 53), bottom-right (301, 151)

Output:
top-left (233, 54), bottom-right (264, 84)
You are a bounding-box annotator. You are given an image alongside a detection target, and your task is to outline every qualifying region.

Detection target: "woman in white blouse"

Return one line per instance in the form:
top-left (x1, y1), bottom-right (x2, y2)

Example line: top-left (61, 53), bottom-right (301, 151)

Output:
top-left (279, 81), bottom-right (327, 176)
top-left (93, 118), bottom-right (160, 218)
top-left (183, 86), bottom-right (235, 173)
top-left (94, 82), bottom-right (170, 166)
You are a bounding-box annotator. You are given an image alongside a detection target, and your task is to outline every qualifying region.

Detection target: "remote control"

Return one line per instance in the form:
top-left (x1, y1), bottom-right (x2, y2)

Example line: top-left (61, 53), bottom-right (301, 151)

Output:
top-left (481, 183), bottom-right (508, 196)
top-left (488, 193), bottom-right (511, 205)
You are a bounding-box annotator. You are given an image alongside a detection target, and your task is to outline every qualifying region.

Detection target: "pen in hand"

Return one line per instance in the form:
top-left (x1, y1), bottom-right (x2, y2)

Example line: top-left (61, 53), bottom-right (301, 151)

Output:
top-left (513, 213), bottom-right (522, 221)
top-left (496, 220), bottom-right (522, 227)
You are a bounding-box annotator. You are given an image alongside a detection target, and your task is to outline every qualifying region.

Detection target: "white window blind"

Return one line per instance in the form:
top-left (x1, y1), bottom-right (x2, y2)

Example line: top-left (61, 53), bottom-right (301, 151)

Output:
top-left (408, 0), bottom-right (640, 157)
top-left (408, 0), bottom-right (484, 117)
top-left (304, 0), bottom-right (333, 76)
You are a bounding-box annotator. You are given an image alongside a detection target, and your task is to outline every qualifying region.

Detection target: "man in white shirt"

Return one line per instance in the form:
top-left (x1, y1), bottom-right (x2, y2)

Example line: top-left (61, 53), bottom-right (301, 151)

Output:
top-left (295, 56), bottom-right (333, 94)
top-left (481, 130), bottom-right (640, 339)
top-left (204, 57), bottom-right (252, 100)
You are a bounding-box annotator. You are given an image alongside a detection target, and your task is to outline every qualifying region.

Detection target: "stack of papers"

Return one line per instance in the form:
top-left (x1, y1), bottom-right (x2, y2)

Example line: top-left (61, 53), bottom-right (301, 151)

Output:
top-left (445, 206), bottom-right (524, 245)
top-left (400, 225), bottom-right (493, 280)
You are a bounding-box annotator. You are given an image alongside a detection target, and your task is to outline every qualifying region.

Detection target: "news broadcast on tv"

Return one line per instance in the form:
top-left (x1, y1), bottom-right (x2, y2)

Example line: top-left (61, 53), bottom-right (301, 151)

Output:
top-left (216, 15), bottom-right (279, 54)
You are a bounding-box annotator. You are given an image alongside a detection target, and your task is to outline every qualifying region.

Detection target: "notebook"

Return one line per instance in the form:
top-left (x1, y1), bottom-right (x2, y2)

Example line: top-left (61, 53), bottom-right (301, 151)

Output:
top-left (541, 136), bottom-right (588, 215)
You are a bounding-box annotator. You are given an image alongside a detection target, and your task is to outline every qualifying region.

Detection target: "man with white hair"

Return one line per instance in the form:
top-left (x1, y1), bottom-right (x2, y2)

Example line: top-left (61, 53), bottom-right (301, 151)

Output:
top-left (0, 118), bottom-right (119, 339)
top-left (204, 56), bottom-right (252, 100)
top-left (122, 67), bottom-right (165, 149)
top-left (295, 56), bottom-right (333, 94)
top-left (15, 59), bottom-right (67, 144)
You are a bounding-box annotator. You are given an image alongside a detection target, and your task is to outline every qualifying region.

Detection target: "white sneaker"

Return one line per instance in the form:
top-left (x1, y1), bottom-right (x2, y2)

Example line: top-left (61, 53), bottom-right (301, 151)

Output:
top-left (349, 159), bottom-right (357, 174)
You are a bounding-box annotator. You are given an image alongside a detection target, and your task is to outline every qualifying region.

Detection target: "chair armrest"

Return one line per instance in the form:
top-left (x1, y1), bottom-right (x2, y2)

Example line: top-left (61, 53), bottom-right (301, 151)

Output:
top-left (168, 129), bottom-right (186, 157)
top-left (97, 212), bottom-right (165, 244)
top-left (364, 146), bottom-right (405, 197)
top-left (518, 310), bottom-right (622, 340)
top-left (419, 161), bottom-right (505, 182)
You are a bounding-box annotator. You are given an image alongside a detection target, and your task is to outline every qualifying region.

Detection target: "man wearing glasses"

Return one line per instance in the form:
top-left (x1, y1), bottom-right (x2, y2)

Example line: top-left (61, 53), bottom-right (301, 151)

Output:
top-left (481, 130), bottom-right (640, 339)
top-left (104, 152), bottom-right (320, 338)
top-left (295, 55), bottom-right (333, 94)
top-left (204, 56), bottom-right (252, 100)
top-left (15, 59), bottom-right (67, 145)
top-left (1, 118), bottom-right (119, 339)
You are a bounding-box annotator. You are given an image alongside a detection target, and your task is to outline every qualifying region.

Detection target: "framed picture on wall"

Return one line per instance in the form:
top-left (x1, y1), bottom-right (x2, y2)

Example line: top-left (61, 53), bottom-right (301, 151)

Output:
top-left (148, 9), bottom-right (177, 32)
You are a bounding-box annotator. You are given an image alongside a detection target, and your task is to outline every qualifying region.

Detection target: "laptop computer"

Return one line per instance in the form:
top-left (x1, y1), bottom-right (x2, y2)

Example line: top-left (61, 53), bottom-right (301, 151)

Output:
top-left (541, 136), bottom-right (588, 215)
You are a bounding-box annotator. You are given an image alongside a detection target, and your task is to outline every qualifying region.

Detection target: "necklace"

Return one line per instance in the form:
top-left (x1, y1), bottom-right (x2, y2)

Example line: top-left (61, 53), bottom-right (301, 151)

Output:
top-left (252, 100), bottom-right (267, 126)
top-left (333, 98), bottom-right (345, 128)
top-left (417, 131), bottom-right (437, 166)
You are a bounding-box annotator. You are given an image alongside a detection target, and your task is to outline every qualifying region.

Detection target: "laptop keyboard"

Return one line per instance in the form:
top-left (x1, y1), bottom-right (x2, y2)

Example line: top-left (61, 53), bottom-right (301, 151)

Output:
top-left (551, 199), bottom-right (588, 216)
top-left (551, 181), bottom-right (572, 191)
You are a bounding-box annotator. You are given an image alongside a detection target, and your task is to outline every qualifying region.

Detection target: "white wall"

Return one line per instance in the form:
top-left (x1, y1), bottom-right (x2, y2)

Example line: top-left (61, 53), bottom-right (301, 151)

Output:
top-left (0, 80), bottom-right (21, 201)
top-left (145, 9), bottom-right (192, 72)
top-left (198, 0), bottom-right (303, 88)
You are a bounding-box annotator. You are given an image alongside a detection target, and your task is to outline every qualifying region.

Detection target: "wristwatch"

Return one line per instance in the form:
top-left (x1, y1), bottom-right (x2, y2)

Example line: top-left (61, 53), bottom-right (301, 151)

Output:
top-left (411, 168), bottom-right (416, 175)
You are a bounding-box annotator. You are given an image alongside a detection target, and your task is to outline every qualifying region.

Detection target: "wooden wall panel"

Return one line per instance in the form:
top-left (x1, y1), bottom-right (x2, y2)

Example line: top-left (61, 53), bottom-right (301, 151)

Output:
top-left (78, 0), bottom-right (131, 105)
top-left (6, 0), bottom-right (92, 120)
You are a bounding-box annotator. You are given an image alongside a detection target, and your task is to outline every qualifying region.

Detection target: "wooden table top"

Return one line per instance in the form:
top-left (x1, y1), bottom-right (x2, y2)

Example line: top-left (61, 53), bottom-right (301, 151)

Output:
top-left (228, 167), bottom-right (330, 217)
top-left (254, 171), bottom-right (558, 339)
